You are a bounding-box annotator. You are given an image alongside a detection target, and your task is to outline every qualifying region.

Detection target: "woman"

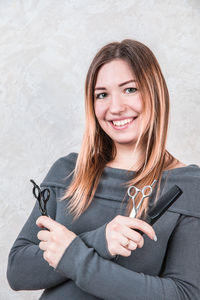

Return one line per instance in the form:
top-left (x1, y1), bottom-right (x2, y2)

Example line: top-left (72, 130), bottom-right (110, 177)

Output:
top-left (7, 39), bottom-right (200, 299)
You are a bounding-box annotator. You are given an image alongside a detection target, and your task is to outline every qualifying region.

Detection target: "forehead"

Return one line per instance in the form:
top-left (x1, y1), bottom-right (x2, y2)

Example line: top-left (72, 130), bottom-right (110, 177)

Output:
top-left (95, 59), bottom-right (135, 86)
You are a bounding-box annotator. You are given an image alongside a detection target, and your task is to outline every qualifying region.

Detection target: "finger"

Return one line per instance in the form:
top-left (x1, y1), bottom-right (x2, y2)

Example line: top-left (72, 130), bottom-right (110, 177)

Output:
top-left (120, 236), bottom-right (130, 247)
top-left (121, 226), bottom-right (144, 248)
top-left (129, 219), bottom-right (156, 240)
top-left (119, 217), bottom-right (156, 240)
top-left (39, 241), bottom-right (48, 251)
top-left (120, 236), bottom-right (138, 250)
top-left (37, 230), bottom-right (51, 241)
top-left (126, 240), bottom-right (137, 251)
top-left (36, 216), bottom-right (58, 231)
top-left (118, 246), bottom-right (132, 257)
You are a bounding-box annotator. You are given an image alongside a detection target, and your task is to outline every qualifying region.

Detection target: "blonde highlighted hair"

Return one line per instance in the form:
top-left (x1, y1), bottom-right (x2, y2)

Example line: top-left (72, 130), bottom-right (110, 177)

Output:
top-left (62, 39), bottom-right (178, 221)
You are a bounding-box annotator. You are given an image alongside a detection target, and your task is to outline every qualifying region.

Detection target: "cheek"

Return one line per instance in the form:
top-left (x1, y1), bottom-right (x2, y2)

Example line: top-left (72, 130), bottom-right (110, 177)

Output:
top-left (134, 95), bottom-right (143, 113)
top-left (94, 102), bottom-right (106, 120)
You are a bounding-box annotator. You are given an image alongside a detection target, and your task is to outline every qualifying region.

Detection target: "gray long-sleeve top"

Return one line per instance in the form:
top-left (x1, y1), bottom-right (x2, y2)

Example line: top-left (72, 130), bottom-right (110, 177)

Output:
top-left (7, 152), bottom-right (200, 299)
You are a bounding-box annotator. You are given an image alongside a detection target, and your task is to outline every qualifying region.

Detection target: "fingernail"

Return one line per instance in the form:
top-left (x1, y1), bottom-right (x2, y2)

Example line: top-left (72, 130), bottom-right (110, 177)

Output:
top-left (153, 234), bottom-right (157, 242)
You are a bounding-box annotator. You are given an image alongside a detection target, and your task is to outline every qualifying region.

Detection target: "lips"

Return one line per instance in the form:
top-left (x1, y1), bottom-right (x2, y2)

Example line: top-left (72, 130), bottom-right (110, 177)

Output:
top-left (109, 117), bottom-right (137, 129)
top-left (112, 118), bottom-right (133, 126)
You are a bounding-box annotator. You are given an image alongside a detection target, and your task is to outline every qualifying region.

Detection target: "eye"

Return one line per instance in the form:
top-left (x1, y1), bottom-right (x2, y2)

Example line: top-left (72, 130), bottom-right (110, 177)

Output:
top-left (95, 92), bottom-right (107, 99)
top-left (125, 87), bottom-right (137, 94)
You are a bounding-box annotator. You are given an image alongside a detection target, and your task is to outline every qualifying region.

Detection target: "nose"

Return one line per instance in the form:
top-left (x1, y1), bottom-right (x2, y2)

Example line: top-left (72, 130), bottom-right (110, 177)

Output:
top-left (109, 93), bottom-right (126, 114)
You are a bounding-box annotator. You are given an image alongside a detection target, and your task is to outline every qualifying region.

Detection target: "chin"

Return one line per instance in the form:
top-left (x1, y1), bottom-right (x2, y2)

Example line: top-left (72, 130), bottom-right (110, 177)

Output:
top-left (114, 139), bottom-right (137, 146)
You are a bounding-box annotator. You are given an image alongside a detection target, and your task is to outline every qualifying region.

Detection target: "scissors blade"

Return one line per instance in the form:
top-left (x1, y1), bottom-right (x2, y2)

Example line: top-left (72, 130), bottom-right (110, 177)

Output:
top-left (129, 207), bottom-right (137, 218)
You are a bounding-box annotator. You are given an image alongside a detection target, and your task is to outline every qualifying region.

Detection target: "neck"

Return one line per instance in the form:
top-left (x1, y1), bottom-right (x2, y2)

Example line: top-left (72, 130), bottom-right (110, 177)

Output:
top-left (107, 143), bottom-right (145, 171)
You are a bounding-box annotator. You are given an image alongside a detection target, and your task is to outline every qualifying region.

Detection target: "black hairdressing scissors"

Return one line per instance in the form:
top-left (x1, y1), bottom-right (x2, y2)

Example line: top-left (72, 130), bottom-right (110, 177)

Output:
top-left (30, 179), bottom-right (50, 216)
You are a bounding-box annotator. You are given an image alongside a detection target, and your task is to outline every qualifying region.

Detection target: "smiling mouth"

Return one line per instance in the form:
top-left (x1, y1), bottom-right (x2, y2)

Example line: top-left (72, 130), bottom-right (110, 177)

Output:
top-left (110, 117), bottom-right (137, 127)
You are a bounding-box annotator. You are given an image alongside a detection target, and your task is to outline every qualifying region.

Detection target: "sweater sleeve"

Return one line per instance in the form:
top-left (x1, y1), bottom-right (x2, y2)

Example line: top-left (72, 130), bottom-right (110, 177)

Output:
top-left (79, 223), bottom-right (115, 260)
top-left (6, 188), bottom-right (68, 291)
top-left (7, 191), bottom-right (114, 291)
top-left (7, 153), bottom-right (114, 291)
top-left (55, 215), bottom-right (200, 300)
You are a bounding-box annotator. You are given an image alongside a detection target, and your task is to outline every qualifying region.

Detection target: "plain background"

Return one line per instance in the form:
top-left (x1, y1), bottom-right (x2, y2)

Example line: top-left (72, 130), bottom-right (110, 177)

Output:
top-left (1, 1), bottom-right (200, 299)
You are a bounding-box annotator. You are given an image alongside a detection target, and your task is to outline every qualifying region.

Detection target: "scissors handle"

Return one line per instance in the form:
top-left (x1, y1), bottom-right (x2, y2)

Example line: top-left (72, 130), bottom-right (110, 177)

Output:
top-left (141, 180), bottom-right (157, 198)
top-left (30, 179), bottom-right (50, 216)
top-left (141, 185), bottom-right (153, 198)
top-left (41, 189), bottom-right (50, 203)
top-left (128, 179), bottom-right (158, 217)
top-left (128, 186), bottom-right (140, 198)
top-left (40, 189), bottom-right (50, 215)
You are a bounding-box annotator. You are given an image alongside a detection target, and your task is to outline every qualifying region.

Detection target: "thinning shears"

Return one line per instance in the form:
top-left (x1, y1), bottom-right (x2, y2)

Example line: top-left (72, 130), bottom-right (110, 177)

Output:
top-left (30, 179), bottom-right (50, 216)
top-left (128, 179), bottom-right (157, 218)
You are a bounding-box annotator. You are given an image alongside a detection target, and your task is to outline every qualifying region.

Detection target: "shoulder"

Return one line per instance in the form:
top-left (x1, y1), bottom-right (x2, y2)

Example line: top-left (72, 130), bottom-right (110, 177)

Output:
top-left (40, 152), bottom-right (78, 188)
top-left (161, 164), bottom-right (200, 218)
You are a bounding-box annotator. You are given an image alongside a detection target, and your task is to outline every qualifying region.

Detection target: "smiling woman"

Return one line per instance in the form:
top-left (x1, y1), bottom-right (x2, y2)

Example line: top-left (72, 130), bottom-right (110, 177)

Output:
top-left (7, 39), bottom-right (200, 300)
top-left (65, 39), bottom-right (176, 218)
top-left (94, 59), bottom-right (143, 152)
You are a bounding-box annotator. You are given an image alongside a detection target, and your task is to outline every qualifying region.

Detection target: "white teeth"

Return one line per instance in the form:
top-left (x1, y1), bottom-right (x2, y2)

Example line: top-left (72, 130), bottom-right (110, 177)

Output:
top-left (112, 118), bottom-right (133, 126)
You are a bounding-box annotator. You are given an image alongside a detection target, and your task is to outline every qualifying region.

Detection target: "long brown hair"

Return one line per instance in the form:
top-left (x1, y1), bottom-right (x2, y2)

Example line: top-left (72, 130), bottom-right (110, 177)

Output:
top-left (62, 39), bottom-right (178, 220)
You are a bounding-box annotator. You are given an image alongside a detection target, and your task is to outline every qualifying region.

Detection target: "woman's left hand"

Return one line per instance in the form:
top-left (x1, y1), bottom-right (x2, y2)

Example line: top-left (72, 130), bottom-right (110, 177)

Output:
top-left (36, 216), bottom-right (77, 269)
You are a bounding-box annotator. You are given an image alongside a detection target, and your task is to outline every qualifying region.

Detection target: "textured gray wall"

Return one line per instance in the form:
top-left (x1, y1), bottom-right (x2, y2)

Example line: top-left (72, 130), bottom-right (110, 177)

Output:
top-left (1, 1), bottom-right (200, 299)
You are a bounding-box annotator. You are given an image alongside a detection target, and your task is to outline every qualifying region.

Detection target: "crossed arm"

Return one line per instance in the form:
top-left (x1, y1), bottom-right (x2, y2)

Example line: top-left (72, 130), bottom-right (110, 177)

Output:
top-left (7, 187), bottom-right (200, 299)
top-left (7, 187), bottom-right (114, 291)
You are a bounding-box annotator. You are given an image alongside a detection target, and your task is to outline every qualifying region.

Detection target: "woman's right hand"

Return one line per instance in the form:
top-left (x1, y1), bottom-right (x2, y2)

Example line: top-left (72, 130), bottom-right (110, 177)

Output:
top-left (105, 215), bottom-right (157, 257)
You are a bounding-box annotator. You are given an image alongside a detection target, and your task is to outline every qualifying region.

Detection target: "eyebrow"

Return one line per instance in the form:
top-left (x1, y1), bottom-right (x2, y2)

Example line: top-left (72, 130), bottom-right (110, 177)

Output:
top-left (94, 79), bottom-right (136, 91)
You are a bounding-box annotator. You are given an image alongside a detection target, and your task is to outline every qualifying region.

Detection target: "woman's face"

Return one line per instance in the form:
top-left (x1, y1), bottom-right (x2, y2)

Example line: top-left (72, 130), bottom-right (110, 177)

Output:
top-left (94, 59), bottom-right (143, 149)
